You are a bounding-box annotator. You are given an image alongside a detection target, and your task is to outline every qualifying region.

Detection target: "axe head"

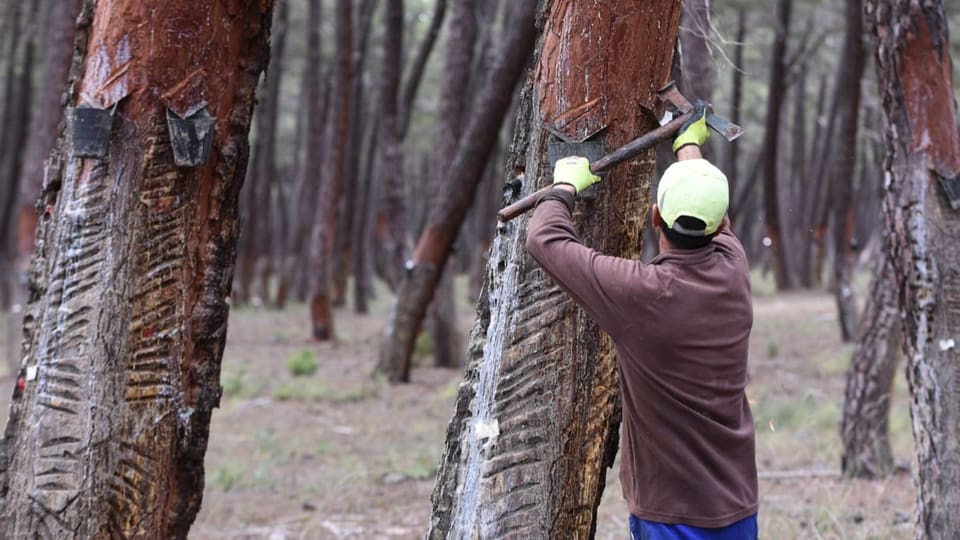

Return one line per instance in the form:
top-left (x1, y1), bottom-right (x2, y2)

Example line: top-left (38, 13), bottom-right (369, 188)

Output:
top-left (656, 81), bottom-right (744, 142)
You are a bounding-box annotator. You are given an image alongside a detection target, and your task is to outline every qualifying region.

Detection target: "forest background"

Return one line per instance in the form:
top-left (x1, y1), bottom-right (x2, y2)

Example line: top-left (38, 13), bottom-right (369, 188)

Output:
top-left (0, 0), bottom-right (958, 538)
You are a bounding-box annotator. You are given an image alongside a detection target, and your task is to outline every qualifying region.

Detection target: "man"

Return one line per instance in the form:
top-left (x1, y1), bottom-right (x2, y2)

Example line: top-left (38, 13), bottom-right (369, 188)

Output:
top-left (525, 106), bottom-right (758, 539)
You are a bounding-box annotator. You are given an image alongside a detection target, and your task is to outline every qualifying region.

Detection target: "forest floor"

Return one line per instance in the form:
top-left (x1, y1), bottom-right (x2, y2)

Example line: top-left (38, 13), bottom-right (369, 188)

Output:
top-left (0, 273), bottom-right (916, 539)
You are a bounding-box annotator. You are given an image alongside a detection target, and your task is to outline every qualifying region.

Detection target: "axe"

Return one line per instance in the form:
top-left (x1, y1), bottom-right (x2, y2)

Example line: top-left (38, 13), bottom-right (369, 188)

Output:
top-left (496, 83), bottom-right (742, 223)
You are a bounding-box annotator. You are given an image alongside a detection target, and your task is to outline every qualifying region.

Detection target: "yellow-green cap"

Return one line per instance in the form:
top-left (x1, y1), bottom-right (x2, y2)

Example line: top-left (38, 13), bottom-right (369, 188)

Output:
top-left (657, 159), bottom-right (729, 236)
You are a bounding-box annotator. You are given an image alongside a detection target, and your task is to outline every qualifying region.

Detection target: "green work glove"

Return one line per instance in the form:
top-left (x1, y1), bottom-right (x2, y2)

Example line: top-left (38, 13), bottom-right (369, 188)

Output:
top-left (672, 100), bottom-right (711, 153)
top-left (553, 156), bottom-right (601, 194)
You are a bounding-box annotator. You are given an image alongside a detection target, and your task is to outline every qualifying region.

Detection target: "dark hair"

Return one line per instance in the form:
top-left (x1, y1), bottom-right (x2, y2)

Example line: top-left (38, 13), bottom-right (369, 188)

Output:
top-left (659, 216), bottom-right (715, 250)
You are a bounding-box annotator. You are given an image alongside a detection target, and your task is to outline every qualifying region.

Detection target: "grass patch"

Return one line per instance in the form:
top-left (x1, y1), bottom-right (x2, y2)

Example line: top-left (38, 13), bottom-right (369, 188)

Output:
top-left (273, 378), bottom-right (379, 403)
top-left (287, 350), bottom-right (318, 377)
top-left (221, 371), bottom-right (245, 398)
top-left (412, 332), bottom-right (435, 367)
top-left (211, 463), bottom-right (246, 492)
top-left (385, 449), bottom-right (438, 481)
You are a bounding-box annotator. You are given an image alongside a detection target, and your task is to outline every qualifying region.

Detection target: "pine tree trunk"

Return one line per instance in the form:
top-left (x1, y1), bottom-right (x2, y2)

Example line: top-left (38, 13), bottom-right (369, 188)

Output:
top-left (376, 0), bottom-right (535, 383)
top-left (428, 0), bottom-right (681, 537)
top-left (841, 256), bottom-right (900, 478)
top-left (373, 0), bottom-right (407, 290)
top-left (237, 0), bottom-right (288, 305)
top-left (398, 0), bottom-right (447, 137)
top-left (725, 9), bottom-right (746, 211)
top-left (867, 0), bottom-right (960, 536)
top-left (0, 0), bottom-right (40, 309)
top-left (421, 0), bottom-right (476, 369)
top-left (761, 0), bottom-right (796, 290)
top-left (309, 0), bottom-right (352, 340)
top-left (0, 1), bottom-right (274, 537)
top-left (829, 0), bottom-right (865, 341)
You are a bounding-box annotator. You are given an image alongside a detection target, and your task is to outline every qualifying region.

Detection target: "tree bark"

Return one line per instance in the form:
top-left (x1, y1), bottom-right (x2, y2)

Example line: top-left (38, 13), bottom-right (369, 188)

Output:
top-left (867, 0), bottom-right (960, 536)
top-left (308, 0), bottom-right (353, 340)
top-left (0, 1), bottom-right (274, 537)
top-left (761, 0), bottom-right (796, 290)
top-left (829, 0), bottom-right (866, 342)
top-left (841, 256), bottom-right (900, 478)
top-left (376, 0), bottom-right (532, 383)
top-left (428, 0), bottom-right (681, 537)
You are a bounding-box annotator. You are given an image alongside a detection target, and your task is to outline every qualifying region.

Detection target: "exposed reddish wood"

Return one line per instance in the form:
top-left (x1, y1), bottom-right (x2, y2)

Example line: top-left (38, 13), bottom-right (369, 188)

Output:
top-left (897, 14), bottom-right (960, 176)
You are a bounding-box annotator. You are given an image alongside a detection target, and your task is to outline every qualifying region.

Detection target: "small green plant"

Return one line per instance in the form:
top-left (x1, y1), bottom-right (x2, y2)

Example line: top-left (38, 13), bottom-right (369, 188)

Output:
top-left (287, 350), bottom-right (318, 377)
top-left (221, 371), bottom-right (245, 398)
top-left (273, 382), bottom-right (297, 401)
top-left (766, 340), bottom-right (779, 359)
top-left (212, 463), bottom-right (246, 492)
top-left (411, 332), bottom-right (435, 367)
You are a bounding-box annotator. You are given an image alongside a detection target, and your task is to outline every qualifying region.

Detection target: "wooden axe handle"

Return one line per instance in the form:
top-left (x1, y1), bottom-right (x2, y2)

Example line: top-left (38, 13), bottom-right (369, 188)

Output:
top-left (497, 114), bottom-right (688, 222)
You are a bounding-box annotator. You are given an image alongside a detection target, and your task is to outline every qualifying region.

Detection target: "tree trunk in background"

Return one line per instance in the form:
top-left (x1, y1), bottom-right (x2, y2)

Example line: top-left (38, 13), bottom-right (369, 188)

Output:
top-left (0, 1), bottom-right (274, 536)
top-left (761, 0), bottom-right (795, 290)
top-left (238, 0), bottom-right (288, 305)
top-left (678, 0), bottom-right (715, 159)
top-left (802, 76), bottom-right (830, 286)
top-left (308, 0), bottom-right (352, 340)
top-left (286, 0), bottom-right (326, 307)
top-left (354, 117), bottom-right (379, 314)
top-left (726, 9), bottom-right (746, 215)
top-left (335, 0), bottom-right (379, 309)
top-left (376, 0), bottom-right (534, 383)
top-left (15, 0), bottom-right (82, 269)
top-left (428, 1), bottom-right (681, 537)
top-left (854, 107), bottom-right (882, 245)
top-left (868, 0), bottom-right (960, 535)
top-left (399, 0), bottom-right (447, 137)
top-left (791, 62), bottom-right (812, 288)
top-left (373, 0), bottom-right (406, 290)
top-left (841, 256), bottom-right (900, 478)
top-left (829, 0), bottom-right (865, 342)
top-left (0, 0), bottom-right (39, 309)
top-left (422, 0), bottom-right (477, 369)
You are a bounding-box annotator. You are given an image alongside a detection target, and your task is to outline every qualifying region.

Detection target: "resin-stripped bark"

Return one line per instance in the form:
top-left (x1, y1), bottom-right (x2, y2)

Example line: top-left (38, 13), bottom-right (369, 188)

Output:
top-left (1, 1), bottom-right (275, 538)
top-left (867, 0), bottom-right (960, 536)
top-left (429, 1), bottom-right (681, 538)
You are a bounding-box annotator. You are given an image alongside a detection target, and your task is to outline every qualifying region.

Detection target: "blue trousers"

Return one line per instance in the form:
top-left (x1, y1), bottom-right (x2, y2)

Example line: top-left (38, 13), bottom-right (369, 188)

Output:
top-left (629, 514), bottom-right (758, 540)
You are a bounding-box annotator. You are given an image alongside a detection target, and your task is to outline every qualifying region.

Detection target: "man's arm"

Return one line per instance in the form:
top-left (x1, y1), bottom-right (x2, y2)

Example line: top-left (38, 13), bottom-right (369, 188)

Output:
top-left (525, 185), bottom-right (660, 335)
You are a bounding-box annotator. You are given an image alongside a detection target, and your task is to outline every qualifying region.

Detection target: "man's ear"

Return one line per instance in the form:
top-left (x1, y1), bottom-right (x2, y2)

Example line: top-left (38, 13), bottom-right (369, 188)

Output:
top-left (652, 204), bottom-right (663, 228)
